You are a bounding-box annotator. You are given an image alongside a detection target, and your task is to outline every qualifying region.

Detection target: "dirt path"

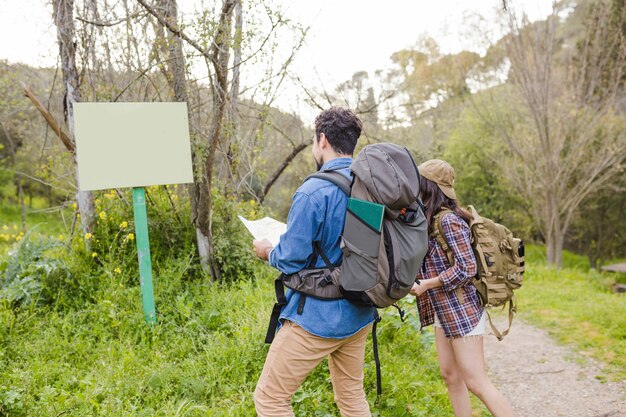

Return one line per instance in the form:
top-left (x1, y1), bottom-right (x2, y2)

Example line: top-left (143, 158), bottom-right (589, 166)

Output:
top-left (483, 318), bottom-right (626, 417)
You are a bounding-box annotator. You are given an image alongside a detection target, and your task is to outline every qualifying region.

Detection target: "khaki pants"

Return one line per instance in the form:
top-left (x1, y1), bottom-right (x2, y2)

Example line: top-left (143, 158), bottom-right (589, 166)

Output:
top-left (253, 320), bottom-right (372, 417)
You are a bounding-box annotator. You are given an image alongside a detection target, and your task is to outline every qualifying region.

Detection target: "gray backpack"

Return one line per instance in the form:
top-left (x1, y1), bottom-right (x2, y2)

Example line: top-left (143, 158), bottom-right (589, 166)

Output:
top-left (302, 144), bottom-right (428, 306)
top-left (265, 143), bottom-right (428, 323)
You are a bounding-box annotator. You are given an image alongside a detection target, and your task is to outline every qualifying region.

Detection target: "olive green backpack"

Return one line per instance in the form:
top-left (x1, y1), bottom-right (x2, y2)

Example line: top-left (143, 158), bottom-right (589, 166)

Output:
top-left (432, 206), bottom-right (525, 340)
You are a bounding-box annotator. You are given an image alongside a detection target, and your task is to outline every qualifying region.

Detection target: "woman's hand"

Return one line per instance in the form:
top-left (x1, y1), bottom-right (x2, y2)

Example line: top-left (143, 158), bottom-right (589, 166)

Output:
top-left (410, 282), bottom-right (427, 297)
top-left (410, 278), bottom-right (442, 297)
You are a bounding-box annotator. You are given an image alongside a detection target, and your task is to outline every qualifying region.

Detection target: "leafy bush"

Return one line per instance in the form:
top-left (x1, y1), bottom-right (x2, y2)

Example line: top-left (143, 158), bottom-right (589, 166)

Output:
top-left (0, 234), bottom-right (70, 305)
top-left (212, 192), bottom-right (270, 281)
top-left (79, 186), bottom-right (196, 278)
top-left (73, 186), bottom-right (267, 284)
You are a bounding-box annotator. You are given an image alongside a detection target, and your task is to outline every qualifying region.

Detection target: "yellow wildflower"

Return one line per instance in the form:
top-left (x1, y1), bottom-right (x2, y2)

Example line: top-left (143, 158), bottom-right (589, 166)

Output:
top-left (72, 203), bottom-right (77, 210)
top-left (58, 234), bottom-right (65, 240)
top-left (12, 225), bottom-right (17, 230)
top-left (99, 211), bottom-right (107, 220)
top-left (15, 235), bottom-right (22, 242)
top-left (92, 252), bottom-right (98, 258)
top-left (126, 233), bottom-right (135, 241)
top-left (84, 233), bottom-right (93, 240)
top-left (114, 267), bottom-right (121, 274)
top-left (119, 221), bottom-right (128, 229)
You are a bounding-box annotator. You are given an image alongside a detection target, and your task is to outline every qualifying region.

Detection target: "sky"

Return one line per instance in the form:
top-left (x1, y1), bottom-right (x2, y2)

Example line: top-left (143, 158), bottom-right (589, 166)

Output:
top-left (0, 0), bottom-right (554, 119)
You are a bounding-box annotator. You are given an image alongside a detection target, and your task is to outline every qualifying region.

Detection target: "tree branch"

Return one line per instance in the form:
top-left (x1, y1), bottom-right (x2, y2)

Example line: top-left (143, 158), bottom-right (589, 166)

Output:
top-left (76, 11), bottom-right (148, 27)
top-left (260, 142), bottom-right (309, 203)
top-left (22, 83), bottom-right (75, 153)
top-left (136, 0), bottom-right (213, 61)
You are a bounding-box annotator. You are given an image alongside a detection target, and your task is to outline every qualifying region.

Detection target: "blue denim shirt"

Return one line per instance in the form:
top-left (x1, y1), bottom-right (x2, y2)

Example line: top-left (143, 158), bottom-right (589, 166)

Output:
top-left (268, 157), bottom-right (376, 338)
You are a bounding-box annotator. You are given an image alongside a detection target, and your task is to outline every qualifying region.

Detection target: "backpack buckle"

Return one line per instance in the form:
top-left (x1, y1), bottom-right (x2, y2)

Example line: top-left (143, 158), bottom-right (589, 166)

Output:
top-left (318, 270), bottom-right (334, 287)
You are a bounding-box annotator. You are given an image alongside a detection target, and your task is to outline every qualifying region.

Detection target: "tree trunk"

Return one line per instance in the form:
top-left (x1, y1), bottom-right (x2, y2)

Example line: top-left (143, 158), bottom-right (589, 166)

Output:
top-left (53, 0), bottom-right (95, 247)
top-left (144, 0), bottom-right (234, 279)
top-left (544, 190), bottom-right (564, 268)
top-left (225, 0), bottom-right (243, 189)
top-left (161, 0), bottom-right (187, 103)
top-left (192, 0), bottom-right (235, 280)
top-left (546, 233), bottom-right (564, 268)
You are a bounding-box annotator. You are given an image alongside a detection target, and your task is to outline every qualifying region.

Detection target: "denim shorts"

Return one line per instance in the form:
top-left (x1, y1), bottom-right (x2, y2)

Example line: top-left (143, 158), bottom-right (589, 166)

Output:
top-left (433, 309), bottom-right (486, 336)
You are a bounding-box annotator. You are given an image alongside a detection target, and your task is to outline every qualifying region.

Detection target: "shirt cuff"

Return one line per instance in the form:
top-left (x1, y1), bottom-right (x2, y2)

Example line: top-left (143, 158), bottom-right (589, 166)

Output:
top-left (267, 247), bottom-right (276, 267)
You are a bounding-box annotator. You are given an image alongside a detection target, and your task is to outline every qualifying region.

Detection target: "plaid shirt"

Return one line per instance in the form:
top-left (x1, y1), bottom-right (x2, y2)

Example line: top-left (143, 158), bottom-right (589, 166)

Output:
top-left (416, 212), bottom-right (483, 338)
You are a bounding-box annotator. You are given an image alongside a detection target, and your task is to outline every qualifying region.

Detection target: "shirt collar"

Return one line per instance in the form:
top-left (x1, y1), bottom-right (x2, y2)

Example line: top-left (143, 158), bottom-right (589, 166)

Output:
top-left (319, 157), bottom-right (352, 172)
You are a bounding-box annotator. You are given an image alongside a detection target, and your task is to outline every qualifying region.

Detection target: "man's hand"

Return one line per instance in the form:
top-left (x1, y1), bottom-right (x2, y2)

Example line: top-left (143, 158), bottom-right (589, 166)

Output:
top-left (253, 239), bottom-right (273, 261)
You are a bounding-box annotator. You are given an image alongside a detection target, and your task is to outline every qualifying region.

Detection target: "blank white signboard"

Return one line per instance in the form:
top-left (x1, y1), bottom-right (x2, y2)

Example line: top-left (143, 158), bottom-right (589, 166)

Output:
top-left (74, 102), bottom-right (193, 191)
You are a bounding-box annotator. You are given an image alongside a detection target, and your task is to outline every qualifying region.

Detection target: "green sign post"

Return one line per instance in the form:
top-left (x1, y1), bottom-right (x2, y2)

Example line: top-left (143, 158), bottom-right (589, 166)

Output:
top-left (132, 187), bottom-right (156, 324)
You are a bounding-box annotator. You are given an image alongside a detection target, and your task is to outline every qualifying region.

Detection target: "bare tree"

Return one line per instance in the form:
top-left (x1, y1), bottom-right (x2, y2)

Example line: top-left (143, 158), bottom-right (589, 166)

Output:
top-left (52, 0), bottom-right (96, 247)
top-left (479, 2), bottom-right (626, 266)
top-left (138, 0), bottom-right (236, 279)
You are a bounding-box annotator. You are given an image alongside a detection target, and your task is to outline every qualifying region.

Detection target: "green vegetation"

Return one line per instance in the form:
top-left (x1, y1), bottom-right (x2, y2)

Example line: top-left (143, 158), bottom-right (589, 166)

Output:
top-left (1, 198), bottom-right (624, 415)
top-left (0, 234), bottom-right (468, 415)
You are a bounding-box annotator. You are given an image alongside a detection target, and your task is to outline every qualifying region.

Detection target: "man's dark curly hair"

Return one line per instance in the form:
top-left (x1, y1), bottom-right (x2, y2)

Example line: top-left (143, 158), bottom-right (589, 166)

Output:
top-left (314, 107), bottom-right (362, 155)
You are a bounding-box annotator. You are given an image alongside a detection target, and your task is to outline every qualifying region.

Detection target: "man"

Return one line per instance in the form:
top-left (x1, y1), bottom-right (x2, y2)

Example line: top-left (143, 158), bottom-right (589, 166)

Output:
top-left (252, 107), bottom-right (376, 417)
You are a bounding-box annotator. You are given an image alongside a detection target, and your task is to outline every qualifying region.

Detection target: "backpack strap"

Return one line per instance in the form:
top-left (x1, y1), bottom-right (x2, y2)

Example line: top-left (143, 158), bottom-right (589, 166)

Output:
top-left (485, 295), bottom-right (516, 341)
top-left (431, 208), bottom-right (466, 304)
top-left (296, 241), bottom-right (334, 314)
top-left (305, 170), bottom-right (352, 196)
top-left (372, 312), bottom-right (383, 397)
top-left (311, 240), bottom-right (333, 269)
top-left (265, 276), bottom-right (288, 344)
top-left (431, 208), bottom-right (455, 267)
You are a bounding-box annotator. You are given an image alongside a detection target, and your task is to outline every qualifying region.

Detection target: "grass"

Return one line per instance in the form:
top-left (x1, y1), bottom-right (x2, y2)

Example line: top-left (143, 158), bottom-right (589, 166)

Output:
top-left (1, 202), bottom-right (624, 415)
top-left (516, 245), bottom-right (626, 381)
top-left (0, 260), bottom-right (490, 416)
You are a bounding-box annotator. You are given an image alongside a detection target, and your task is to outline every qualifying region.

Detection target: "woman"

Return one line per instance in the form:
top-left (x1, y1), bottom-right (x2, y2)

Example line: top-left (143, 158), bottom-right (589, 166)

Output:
top-left (410, 159), bottom-right (514, 417)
